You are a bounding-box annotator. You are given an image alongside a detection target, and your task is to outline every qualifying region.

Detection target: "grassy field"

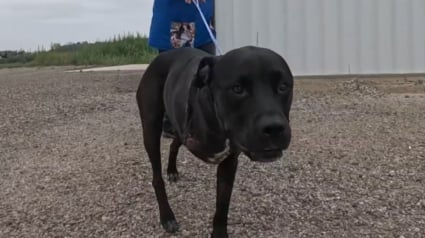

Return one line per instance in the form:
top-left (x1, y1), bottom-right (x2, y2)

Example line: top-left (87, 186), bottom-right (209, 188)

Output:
top-left (0, 34), bottom-right (157, 68)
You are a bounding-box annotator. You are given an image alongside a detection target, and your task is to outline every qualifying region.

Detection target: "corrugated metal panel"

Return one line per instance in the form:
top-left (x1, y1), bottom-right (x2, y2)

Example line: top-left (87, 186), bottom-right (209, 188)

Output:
top-left (215, 0), bottom-right (425, 75)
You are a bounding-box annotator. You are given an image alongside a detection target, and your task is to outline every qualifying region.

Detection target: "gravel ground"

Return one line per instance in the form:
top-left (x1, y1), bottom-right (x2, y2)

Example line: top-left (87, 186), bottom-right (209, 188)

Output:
top-left (1, 67), bottom-right (424, 238)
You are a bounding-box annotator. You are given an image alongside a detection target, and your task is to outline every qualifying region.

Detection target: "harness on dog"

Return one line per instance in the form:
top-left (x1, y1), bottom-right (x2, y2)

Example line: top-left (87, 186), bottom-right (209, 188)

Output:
top-left (192, 0), bottom-right (223, 55)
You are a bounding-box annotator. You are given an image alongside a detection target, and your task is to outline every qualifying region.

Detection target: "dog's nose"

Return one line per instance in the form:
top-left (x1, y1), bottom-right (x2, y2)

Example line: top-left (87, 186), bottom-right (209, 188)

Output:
top-left (260, 120), bottom-right (285, 138)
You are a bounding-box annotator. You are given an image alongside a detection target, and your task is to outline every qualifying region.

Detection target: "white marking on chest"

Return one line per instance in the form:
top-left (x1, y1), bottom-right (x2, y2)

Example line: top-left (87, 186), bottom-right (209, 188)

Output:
top-left (206, 139), bottom-right (231, 164)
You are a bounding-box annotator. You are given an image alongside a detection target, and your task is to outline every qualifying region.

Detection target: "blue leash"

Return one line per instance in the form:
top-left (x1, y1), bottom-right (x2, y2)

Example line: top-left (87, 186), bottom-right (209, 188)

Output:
top-left (192, 0), bottom-right (223, 55)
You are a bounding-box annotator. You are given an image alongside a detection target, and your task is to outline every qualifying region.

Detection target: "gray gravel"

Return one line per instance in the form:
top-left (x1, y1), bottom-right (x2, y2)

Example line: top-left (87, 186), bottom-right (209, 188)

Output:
top-left (1, 67), bottom-right (424, 238)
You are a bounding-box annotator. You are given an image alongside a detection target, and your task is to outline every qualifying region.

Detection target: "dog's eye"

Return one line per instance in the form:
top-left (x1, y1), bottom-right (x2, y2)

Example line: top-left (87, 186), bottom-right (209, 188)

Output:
top-left (277, 83), bottom-right (289, 94)
top-left (232, 84), bottom-right (244, 94)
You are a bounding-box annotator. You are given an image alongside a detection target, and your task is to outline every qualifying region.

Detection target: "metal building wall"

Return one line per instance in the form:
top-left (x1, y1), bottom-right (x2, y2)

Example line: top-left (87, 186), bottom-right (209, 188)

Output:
top-left (215, 0), bottom-right (425, 76)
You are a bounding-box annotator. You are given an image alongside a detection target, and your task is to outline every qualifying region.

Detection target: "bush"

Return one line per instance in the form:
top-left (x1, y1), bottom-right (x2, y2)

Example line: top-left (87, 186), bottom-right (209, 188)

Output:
top-left (0, 33), bottom-right (157, 67)
top-left (0, 51), bottom-right (35, 65)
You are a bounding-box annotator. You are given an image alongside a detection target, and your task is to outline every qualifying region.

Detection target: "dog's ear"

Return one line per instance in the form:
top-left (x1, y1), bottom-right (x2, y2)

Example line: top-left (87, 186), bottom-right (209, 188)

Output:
top-left (193, 56), bottom-right (220, 88)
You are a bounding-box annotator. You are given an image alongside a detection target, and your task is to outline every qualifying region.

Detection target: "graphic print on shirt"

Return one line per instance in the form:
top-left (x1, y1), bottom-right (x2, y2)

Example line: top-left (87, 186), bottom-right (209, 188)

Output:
top-left (170, 22), bottom-right (196, 48)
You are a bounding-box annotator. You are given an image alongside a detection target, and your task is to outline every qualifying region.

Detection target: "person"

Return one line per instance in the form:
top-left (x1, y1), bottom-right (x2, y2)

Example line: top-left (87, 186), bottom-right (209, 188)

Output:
top-left (148, 0), bottom-right (216, 138)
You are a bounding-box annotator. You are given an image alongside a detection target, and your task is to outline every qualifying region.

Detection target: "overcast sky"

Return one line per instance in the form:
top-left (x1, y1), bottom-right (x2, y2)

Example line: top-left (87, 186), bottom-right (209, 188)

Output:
top-left (0, 0), bottom-right (153, 51)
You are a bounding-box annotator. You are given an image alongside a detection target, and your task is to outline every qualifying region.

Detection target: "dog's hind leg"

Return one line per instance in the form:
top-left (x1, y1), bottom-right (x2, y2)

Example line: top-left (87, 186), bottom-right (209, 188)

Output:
top-left (167, 137), bottom-right (182, 183)
top-left (136, 67), bottom-right (179, 233)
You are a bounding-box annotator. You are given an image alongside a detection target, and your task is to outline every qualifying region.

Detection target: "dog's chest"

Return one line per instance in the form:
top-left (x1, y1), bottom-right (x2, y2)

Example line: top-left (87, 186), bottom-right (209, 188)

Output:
top-left (184, 136), bottom-right (230, 164)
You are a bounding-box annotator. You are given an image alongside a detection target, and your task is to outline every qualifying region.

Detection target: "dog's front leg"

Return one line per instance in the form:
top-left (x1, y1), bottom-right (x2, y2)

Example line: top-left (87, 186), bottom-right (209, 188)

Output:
top-left (211, 154), bottom-right (238, 238)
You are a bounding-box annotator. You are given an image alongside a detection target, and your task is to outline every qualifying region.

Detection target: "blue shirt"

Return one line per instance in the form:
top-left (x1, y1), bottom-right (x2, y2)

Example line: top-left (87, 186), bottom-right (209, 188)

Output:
top-left (149, 0), bottom-right (215, 51)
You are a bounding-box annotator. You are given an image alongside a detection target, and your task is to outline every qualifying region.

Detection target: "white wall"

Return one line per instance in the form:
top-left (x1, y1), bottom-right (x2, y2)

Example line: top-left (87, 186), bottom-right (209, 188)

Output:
top-left (215, 0), bottom-right (425, 76)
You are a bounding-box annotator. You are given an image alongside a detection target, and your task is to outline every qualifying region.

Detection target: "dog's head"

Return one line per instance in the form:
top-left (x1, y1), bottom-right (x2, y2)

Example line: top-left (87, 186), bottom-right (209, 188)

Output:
top-left (193, 46), bottom-right (294, 162)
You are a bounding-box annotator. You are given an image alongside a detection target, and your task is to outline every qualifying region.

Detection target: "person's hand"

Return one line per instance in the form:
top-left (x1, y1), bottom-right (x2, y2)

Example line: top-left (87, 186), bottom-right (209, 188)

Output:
top-left (185, 0), bottom-right (206, 4)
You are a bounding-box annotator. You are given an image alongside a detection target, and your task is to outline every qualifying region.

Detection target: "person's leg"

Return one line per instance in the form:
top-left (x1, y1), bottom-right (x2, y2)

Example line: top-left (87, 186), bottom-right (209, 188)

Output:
top-left (162, 114), bottom-right (175, 138)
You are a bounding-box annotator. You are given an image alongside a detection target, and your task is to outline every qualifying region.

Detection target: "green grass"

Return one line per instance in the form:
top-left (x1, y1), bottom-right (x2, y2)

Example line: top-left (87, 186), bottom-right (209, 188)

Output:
top-left (0, 63), bottom-right (32, 69)
top-left (0, 33), bottom-right (158, 68)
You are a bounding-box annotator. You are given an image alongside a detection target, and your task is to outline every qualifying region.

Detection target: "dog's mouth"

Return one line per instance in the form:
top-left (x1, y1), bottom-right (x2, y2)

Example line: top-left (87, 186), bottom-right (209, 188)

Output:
top-left (244, 149), bottom-right (284, 163)
top-left (232, 140), bottom-right (286, 163)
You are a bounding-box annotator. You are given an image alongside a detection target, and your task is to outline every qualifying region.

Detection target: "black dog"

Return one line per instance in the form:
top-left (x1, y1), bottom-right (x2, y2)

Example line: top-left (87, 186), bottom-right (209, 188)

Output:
top-left (136, 46), bottom-right (293, 237)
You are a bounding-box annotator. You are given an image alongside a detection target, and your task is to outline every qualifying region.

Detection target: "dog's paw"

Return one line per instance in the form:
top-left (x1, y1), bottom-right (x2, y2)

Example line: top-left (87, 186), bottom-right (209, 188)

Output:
top-left (162, 219), bottom-right (179, 233)
top-left (211, 228), bottom-right (228, 238)
top-left (167, 173), bottom-right (179, 183)
top-left (211, 231), bottom-right (228, 238)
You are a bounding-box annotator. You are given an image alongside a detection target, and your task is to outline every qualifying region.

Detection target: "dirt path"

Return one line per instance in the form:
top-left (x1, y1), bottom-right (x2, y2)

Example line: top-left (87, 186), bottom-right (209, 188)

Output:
top-left (1, 67), bottom-right (424, 237)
